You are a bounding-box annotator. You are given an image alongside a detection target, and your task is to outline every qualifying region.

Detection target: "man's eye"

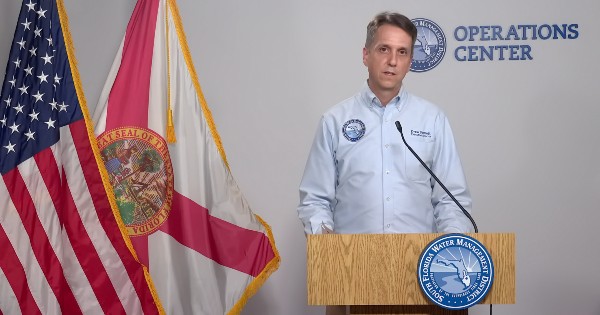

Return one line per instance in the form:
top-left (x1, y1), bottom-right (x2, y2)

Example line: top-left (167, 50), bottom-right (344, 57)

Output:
top-left (379, 47), bottom-right (389, 53)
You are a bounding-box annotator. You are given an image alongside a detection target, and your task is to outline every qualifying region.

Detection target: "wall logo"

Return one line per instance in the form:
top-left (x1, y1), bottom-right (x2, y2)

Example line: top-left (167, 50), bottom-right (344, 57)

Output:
top-left (342, 119), bottom-right (365, 142)
top-left (418, 234), bottom-right (494, 310)
top-left (410, 18), bottom-right (578, 66)
top-left (410, 18), bottom-right (446, 72)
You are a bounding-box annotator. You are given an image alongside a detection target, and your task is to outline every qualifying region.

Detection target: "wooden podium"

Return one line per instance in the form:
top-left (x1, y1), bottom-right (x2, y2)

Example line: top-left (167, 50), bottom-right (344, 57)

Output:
top-left (307, 233), bottom-right (515, 315)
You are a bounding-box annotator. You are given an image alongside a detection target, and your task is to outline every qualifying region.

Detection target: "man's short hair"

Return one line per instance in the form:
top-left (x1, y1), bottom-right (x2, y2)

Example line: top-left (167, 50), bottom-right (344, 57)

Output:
top-left (365, 12), bottom-right (417, 49)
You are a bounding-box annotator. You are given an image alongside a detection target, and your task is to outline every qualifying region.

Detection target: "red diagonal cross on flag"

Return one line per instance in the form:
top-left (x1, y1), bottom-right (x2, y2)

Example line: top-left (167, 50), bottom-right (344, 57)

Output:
top-left (92, 0), bottom-right (279, 314)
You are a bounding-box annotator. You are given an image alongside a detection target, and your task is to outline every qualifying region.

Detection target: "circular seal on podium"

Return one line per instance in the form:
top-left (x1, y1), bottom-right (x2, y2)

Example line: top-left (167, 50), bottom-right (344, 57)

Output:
top-left (417, 234), bottom-right (494, 310)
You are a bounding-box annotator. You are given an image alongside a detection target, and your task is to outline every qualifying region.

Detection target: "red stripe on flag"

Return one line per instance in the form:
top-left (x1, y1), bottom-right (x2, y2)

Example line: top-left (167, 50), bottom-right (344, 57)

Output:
top-left (160, 191), bottom-right (276, 277)
top-left (69, 120), bottom-right (159, 314)
top-left (0, 223), bottom-right (42, 315)
top-left (34, 142), bottom-right (117, 313)
top-left (2, 166), bottom-right (81, 315)
top-left (33, 150), bottom-right (65, 228)
top-left (59, 167), bottom-right (126, 315)
top-left (105, 0), bottom-right (160, 130)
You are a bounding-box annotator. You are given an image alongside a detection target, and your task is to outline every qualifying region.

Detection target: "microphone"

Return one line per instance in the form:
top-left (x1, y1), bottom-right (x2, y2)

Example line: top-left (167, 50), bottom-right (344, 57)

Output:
top-left (395, 121), bottom-right (478, 233)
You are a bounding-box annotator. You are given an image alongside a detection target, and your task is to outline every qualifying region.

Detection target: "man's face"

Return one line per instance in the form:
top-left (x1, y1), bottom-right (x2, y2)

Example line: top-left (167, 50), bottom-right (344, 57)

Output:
top-left (363, 24), bottom-right (413, 98)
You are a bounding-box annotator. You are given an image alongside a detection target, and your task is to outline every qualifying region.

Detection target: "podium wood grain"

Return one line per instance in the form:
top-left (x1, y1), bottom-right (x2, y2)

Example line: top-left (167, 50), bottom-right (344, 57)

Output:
top-left (307, 233), bottom-right (515, 306)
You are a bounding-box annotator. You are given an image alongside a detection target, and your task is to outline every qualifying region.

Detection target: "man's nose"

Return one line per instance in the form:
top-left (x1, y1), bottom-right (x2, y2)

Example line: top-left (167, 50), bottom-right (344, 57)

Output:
top-left (387, 53), bottom-right (398, 66)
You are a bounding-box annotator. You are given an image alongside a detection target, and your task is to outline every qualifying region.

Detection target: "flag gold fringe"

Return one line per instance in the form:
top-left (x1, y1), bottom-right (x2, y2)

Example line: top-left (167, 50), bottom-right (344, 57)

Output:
top-left (56, 0), bottom-right (165, 313)
top-left (167, 1), bottom-right (281, 314)
top-left (166, 0), bottom-right (229, 168)
top-left (229, 215), bottom-right (281, 315)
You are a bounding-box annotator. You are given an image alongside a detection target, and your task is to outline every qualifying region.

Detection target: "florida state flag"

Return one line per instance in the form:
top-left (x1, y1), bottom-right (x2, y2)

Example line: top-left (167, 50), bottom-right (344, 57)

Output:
top-left (92, 0), bottom-right (280, 314)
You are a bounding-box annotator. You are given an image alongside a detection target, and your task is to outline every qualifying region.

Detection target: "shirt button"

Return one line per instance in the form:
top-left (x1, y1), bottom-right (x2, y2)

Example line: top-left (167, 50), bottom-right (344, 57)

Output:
top-left (387, 224), bottom-right (391, 228)
top-left (385, 144), bottom-right (389, 148)
top-left (385, 170), bottom-right (390, 174)
top-left (386, 197), bottom-right (391, 201)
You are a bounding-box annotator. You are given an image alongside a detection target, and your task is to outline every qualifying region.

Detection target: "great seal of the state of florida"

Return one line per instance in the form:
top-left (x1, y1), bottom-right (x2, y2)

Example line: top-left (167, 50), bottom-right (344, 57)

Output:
top-left (98, 126), bottom-right (173, 237)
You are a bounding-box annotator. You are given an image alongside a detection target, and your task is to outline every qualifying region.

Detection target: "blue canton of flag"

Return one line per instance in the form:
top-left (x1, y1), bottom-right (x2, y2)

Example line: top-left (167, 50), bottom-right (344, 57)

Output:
top-left (1, 0), bottom-right (82, 174)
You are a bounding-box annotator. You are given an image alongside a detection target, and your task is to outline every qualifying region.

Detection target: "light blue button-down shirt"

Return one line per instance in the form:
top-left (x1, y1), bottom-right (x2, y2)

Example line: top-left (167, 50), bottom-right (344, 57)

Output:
top-left (298, 83), bottom-right (473, 234)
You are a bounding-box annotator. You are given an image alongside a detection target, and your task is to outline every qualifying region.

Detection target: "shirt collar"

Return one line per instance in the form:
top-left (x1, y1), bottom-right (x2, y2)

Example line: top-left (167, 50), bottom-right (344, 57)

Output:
top-left (360, 81), bottom-right (405, 109)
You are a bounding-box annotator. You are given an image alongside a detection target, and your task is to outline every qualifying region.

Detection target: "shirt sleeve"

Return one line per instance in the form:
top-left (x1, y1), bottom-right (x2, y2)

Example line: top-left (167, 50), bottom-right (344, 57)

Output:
top-left (297, 117), bottom-right (338, 234)
top-left (430, 113), bottom-right (474, 233)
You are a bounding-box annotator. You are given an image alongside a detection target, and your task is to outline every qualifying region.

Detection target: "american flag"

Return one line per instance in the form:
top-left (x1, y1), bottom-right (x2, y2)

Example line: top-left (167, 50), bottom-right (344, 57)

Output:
top-left (0, 0), bottom-right (162, 313)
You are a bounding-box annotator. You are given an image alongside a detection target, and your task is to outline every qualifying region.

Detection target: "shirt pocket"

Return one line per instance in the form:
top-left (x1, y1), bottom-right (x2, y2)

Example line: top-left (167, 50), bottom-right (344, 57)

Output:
top-left (404, 137), bottom-right (435, 182)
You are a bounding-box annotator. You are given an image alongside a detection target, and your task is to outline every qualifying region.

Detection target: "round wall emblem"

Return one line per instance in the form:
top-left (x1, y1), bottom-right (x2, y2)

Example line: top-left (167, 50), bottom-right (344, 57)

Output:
top-left (342, 119), bottom-right (365, 142)
top-left (97, 126), bottom-right (174, 237)
top-left (418, 234), bottom-right (494, 310)
top-left (411, 18), bottom-right (447, 72)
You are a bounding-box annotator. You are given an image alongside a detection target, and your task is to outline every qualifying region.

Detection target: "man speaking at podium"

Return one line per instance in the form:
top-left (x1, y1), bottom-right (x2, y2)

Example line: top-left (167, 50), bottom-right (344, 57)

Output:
top-left (297, 12), bottom-right (473, 238)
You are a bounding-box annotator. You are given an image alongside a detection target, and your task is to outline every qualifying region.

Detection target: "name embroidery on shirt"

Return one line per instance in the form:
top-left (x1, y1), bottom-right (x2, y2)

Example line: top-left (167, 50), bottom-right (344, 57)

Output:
top-left (411, 130), bottom-right (432, 138)
top-left (342, 119), bottom-right (366, 142)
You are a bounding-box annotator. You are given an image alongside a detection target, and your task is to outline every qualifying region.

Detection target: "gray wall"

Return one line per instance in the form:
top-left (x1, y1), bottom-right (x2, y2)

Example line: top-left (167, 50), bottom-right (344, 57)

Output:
top-left (2, 1), bottom-right (599, 314)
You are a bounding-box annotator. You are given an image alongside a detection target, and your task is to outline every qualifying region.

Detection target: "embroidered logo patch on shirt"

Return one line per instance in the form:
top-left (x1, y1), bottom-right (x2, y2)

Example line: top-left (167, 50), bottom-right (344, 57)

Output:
top-left (342, 119), bottom-right (366, 142)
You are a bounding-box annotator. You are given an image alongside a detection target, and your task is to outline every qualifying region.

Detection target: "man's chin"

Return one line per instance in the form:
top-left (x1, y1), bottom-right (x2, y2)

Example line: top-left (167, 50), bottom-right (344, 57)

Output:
top-left (368, 80), bottom-right (402, 94)
top-left (380, 83), bottom-right (402, 92)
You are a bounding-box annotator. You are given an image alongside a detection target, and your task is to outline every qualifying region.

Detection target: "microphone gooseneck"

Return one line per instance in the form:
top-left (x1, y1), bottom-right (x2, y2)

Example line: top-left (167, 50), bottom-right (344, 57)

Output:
top-left (395, 121), bottom-right (478, 233)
